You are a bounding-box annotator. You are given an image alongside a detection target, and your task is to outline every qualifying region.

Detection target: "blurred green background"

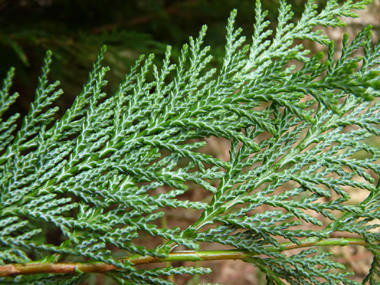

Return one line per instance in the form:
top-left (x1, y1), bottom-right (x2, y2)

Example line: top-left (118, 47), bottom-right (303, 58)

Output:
top-left (0, 0), bottom-right (332, 117)
top-left (1, 0), bottom-right (378, 115)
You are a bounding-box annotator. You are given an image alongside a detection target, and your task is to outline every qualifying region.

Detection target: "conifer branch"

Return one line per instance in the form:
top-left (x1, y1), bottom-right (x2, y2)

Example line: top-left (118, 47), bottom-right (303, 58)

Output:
top-left (0, 237), bottom-right (370, 277)
top-left (1, 0), bottom-right (380, 283)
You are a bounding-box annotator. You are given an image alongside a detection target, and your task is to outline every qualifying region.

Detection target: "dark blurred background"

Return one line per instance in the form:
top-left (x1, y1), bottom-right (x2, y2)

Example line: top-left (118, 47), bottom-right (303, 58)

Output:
top-left (0, 0), bottom-right (334, 117)
top-left (1, 0), bottom-right (378, 114)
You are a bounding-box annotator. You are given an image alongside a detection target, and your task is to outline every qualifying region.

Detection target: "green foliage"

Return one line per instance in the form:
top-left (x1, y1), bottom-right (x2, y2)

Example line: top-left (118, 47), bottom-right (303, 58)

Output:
top-left (1, 0), bottom-right (380, 284)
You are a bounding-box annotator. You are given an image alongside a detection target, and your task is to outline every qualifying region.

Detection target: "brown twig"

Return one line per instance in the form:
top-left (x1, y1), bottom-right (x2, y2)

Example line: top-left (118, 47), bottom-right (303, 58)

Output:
top-left (0, 238), bottom-right (369, 277)
top-left (92, 0), bottom-right (198, 34)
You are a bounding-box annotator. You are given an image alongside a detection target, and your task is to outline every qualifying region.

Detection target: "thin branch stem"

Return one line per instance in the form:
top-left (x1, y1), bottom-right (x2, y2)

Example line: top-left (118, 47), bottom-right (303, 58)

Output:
top-left (0, 237), bottom-right (369, 277)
